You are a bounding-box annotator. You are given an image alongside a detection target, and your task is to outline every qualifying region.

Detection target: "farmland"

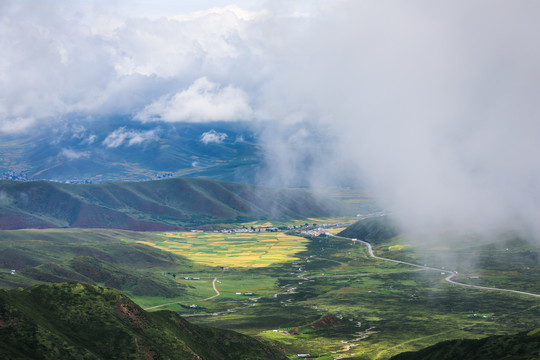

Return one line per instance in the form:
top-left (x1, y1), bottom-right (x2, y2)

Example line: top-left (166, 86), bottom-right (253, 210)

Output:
top-left (181, 233), bottom-right (540, 359)
top-left (0, 225), bottom-right (539, 359)
top-left (137, 232), bottom-right (309, 268)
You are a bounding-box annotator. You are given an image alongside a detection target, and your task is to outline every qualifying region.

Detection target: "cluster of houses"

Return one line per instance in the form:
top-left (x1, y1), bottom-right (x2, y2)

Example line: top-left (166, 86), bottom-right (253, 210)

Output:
top-left (1, 168), bottom-right (28, 181)
top-left (300, 228), bottom-right (332, 237)
top-left (190, 222), bottom-right (345, 235)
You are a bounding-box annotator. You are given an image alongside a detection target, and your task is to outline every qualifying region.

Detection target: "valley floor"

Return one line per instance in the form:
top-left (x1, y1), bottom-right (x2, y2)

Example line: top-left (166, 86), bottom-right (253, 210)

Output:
top-left (1, 225), bottom-right (539, 359)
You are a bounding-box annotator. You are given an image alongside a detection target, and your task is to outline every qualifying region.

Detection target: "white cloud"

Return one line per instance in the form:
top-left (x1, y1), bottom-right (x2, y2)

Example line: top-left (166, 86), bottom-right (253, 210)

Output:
top-left (0, 1), bottom-right (265, 131)
top-left (200, 129), bottom-right (228, 144)
top-left (3, 0), bottom-right (540, 241)
top-left (82, 134), bottom-right (97, 145)
top-left (256, 0), bottom-right (540, 239)
top-left (102, 127), bottom-right (158, 148)
top-left (0, 117), bottom-right (35, 134)
top-left (70, 125), bottom-right (87, 139)
top-left (135, 77), bottom-right (252, 123)
top-left (60, 148), bottom-right (90, 160)
top-left (170, 5), bottom-right (269, 22)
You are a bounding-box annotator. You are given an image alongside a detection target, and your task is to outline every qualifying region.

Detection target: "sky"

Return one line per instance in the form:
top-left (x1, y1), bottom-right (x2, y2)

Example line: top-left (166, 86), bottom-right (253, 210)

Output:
top-left (2, 0), bottom-right (540, 238)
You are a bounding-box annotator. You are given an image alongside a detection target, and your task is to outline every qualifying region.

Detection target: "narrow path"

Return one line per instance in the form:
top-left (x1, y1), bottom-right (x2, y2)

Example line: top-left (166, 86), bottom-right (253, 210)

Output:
top-left (330, 234), bottom-right (540, 299)
top-left (203, 277), bottom-right (220, 300)
top-left (143, 277), bottom-right (220, 310)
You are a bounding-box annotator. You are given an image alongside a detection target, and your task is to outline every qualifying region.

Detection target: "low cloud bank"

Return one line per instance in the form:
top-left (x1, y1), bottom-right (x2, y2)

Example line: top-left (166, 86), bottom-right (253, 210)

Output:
top-left (2, 0), bottom-right (540, 241)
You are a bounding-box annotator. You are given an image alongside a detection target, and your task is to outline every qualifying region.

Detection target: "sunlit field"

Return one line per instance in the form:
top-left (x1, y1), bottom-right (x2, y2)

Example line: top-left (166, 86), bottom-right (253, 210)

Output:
top-left (138, 232), bottom-right (309, 268)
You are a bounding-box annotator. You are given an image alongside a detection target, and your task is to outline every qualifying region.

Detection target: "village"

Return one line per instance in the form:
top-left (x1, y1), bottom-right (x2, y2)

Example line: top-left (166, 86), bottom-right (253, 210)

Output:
top-left (190, 222), bottom-right (345, 236)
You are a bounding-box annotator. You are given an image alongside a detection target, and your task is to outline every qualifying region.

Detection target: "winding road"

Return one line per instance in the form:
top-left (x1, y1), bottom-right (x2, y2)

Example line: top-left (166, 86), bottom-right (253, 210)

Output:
top-left (330, 234), bottom-right (540, 299)
top-left (145, 232), bottom-right (539, 312)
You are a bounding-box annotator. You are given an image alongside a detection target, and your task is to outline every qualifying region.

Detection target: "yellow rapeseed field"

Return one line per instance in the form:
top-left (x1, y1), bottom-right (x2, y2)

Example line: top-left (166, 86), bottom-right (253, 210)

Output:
top-left (137, 232), bottom-right (308, 268)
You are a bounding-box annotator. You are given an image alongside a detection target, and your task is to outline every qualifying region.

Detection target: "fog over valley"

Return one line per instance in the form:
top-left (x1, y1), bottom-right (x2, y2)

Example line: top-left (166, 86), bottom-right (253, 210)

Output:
top-left (1, 3), bottom-right (540, 359)
top-left (2, 0), bottom-right (540, 239)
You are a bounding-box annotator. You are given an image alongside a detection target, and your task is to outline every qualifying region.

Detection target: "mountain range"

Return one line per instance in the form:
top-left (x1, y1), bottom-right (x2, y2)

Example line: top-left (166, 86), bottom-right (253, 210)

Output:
top-left (0, 177), bottom-right (344, 230)
top-left (0, 119), bottom-right (262, 184)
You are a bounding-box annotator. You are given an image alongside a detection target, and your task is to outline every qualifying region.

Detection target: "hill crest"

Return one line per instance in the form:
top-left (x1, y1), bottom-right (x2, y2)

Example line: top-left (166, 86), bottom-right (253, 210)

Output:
top-left (0, 282), bottom-right (287, 359)
top-left (0, 178), bottom-right (344, 230)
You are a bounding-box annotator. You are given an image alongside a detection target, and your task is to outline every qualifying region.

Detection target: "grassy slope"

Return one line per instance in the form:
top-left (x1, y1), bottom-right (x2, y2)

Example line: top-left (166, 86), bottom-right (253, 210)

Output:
top-left (338, 216), bottom-right (400, 244)
top-left (0, 178), bottom-right (344, 230)
top-left (0, 282), bottom-right (287, 360)
top-left (0, 119), bottom-right (263, 184)
top-left (390, 328), bottom-right (540, 360)
top-left (1, 223), bottom-right (538, 359)
top-left (0, 229), bottom-right (194, 298)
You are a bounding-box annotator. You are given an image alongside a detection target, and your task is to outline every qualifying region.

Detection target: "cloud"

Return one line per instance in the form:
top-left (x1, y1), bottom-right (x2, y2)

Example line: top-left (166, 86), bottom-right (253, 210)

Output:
top-left (0, 0), bottom-right (265, 131)
top-left (0, 190), bottom-right (12, 205)
top-left (3, 0), bottom-right (540, 241)
top-left (256, 0), bottom-right (540, 239)
top-left (60, 148), bottom-right (90, 160)
top-left (70, 125), bottom-right (87, 139)
top-left (82, 134), bottom-right (97, 145)
top-left (102, 127), bottom-right (158, 148)
top-left (0, 117), bottom-right (36, 134)
top-left (135, 77), bottom-right (252, 123)
top-left (200, 129), bottom-right (228, 144)
top-left (170, 5), bottom-right (269, 22)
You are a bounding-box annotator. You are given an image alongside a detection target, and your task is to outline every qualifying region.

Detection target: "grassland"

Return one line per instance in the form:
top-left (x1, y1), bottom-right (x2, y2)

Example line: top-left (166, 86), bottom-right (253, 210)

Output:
top-left (0, 178), bottom-right (347, 230)
top-left (176, 234), bottom-right (540, 359)
top-left (0, 227), bottom-right (538, 359)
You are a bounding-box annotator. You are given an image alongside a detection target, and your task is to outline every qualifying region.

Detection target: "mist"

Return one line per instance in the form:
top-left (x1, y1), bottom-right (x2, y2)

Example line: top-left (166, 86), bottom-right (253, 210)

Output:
top-left (2, 0), bottom-right (540, 240)
top-left (256, 0), bottom-right (540, 241)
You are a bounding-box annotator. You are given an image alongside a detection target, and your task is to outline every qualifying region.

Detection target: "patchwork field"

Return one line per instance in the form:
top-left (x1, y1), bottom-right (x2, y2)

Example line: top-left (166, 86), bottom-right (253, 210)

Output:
top-left (1, 226), bottom-right (538, 359)
top-left (138, 232), bottom-right (309, 268)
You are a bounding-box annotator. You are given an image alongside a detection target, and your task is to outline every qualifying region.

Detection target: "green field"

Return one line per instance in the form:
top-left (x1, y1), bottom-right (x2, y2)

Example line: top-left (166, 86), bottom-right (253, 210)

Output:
top-left (165, 233), bottom-right (539, 359)
top-left (0, 228), bottom-right (539, 359)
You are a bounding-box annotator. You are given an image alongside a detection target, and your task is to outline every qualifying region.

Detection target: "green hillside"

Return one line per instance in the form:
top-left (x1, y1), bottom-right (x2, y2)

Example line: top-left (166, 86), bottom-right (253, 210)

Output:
top-left (0, 282), bottom-right (287, 360)
top-left (0, 119), bottom-right (263, 184)
top-left (0, 229), bottom-right (195, 297)
top-left (0, 178), bottom-right (345, 230)
top-left (390, 329), bottom-right (540, 360)
top-left (338, 215), bottom-right (400, 244)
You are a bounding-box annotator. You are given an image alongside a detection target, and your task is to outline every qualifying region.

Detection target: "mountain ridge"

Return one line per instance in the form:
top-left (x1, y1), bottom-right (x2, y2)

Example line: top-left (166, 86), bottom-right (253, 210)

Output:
top-left (390, 329), bottom-right (540, 360)
top-left (0, 281), bottom-right (287, 359)
top-left (0, 119), bottom-right (262, 184)
top-left (0, 178), bottom-right (345, 230)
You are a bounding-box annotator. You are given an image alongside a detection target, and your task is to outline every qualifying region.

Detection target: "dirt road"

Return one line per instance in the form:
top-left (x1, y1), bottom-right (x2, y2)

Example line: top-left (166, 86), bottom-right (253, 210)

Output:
top-left (144, 277), bottom-right (220, 310)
